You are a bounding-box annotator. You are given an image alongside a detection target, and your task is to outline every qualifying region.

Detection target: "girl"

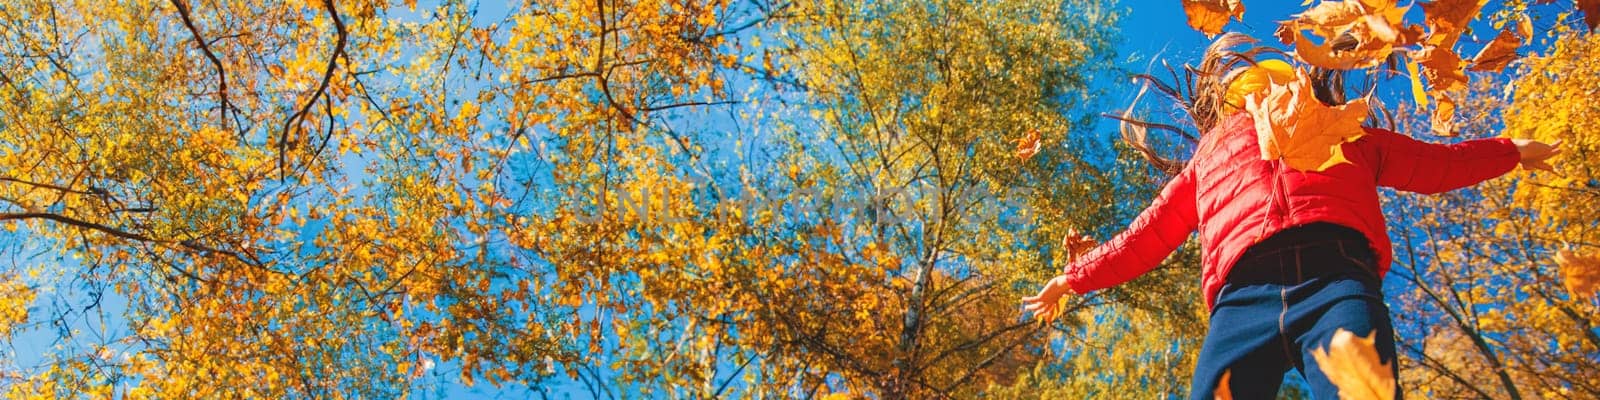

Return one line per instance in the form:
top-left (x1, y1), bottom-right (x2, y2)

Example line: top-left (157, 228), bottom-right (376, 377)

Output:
top-left (1020, 35), bottom-right (1562, 399)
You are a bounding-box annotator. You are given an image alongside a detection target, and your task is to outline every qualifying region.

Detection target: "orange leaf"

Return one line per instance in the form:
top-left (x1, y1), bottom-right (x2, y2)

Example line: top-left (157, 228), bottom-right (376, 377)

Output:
top-left (1060, 228), bottom-right (1097, 262)
top-left (1414, 45), bottom-right (1467, 92)
top-left (1419, 0), bottom-right (1483, 48)
top-left (1182, 0), bottom-right (1246, 36)
top-left (1245, 68), bottom-right (1370, 172)
top-left (1014, 129), bottom-right (1042, 161)
top-left (1429, 90), bottom-right (1458, 136)
top-left (1555, 250), bottom-right (1600, 300)
top-left (1311, 329), bottom-right (1396, 400)
top-left (1280, 0), bottom-right (1415, 70)
top-left (1468, 28), bottom-right (1520, 72)
top-left (1214, 369), bottom-right (1233, 400)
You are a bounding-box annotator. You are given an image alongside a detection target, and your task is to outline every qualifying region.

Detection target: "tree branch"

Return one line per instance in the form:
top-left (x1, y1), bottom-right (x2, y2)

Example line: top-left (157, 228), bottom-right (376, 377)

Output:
top-left (278, 0), bottom-right (348, 179)
top-left (169, 0), bottom-right (233, 133)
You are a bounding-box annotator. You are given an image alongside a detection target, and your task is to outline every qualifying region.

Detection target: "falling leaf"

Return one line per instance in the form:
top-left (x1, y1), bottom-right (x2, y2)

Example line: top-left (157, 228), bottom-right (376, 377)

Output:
top-left (1015, 129), bottom-right (1042, 161)
top-left (1414, 44), bottom-right (1467, 92)
top-left (1182, 0), bottom-right (1246, 36)
top-left (1430, 90), bottom-right (1458, 136)
top-left (1404, 58), bottom-right (1429, 108)
top-left (1311, 329), bottom-right (1396, 400)
top-left (1279, 0), bottom-right (1416, 70)
top-left (1245, 68), bottom-right (1370, 172)
top-left (1419, 0), bottom-right (1483, 48)
top-left (1060, 228), bottom-right (1097, 262)
top-left (1580, 0), bottom-right (1600, 31)
top-left (1214, 369), bottom-right (1234, 400)
top-left (1516, 15), bottom-right (1534, 44)
top-left (1468, 28), bottom-right (1520, 72)
top-left (1555, 250), bottom-right (1600, 300)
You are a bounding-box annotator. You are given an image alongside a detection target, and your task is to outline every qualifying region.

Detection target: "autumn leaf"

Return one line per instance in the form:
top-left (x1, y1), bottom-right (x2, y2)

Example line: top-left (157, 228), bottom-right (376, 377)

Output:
top-left (1060, 228), bottom-right (1097, 262)
top-left (1554, 250), bottom-right (1600, 300)
top-left (1311, 329), bottom-right (1396, 400)
top-left (1182, 0), bottom-right (1246, 36)
top-left (1578, 0), bottom-right (1600, 31)
top-left (1403, 58), bottom-right (1429, 108)
top-left (1015, 129), bottom-right (1042, 161)
top-left (1278, 0), bottom-right (1416, 70)
top-left (1468, 28), bottom-right (1520, 72)
top-left (1429, 90), bottom-right (1459, 136)
top-left (1245, 68), bottom-right (1370, 172)
top-left (1214, 369), bottom-right (1233, 400)
top-left (1419, 0), bottom-right (1482, 48)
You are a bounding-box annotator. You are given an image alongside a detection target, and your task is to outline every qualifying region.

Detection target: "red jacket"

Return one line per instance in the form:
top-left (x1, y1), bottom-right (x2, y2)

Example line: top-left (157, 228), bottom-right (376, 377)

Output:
top-left (1063, 113), bottom-right (1521, 309)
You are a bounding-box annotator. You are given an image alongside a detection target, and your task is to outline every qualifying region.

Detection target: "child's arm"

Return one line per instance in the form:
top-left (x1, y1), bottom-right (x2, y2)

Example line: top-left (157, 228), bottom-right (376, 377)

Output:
top-left (1359, 128), bottom-right (1559, 194)
top-left (1024, 165), bottom-right (1198, 321)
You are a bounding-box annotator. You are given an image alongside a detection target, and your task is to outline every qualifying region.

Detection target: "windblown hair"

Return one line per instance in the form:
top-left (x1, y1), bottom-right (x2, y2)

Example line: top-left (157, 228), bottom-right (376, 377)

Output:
top-left (1116, 33), bottom-right (1396, 175)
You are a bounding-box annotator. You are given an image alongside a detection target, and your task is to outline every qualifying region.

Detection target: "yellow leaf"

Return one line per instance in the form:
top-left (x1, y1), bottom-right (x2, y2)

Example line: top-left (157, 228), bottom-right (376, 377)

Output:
top-left (1312, 329), bottom-right (1395, 400)
top-left (1468, 28), bottom-right (1520, 72)
top-left (1245, 68), bottom-right (1370, 172)
top-left (1182, 0), bottom-right (1245, 36)
top-left (1555, 250), bottom-right (1600, 300)
top-left (1224, 59), bottom-right (1296, 113)
top-left (1403, 58), bottom-right (1428, 108)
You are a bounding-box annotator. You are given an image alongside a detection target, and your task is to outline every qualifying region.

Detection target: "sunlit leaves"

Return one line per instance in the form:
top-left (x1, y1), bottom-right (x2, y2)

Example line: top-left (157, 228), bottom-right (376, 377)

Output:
top-left (1245, 68), bottom-right (1369, 172)
top-left (1312, 329), bottom-right (1395, 400)
top-left (0, 276), bottom-right (32, 339)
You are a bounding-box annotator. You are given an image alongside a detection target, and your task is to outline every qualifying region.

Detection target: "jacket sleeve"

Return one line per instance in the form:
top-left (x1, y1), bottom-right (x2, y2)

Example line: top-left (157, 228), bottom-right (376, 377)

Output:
top-left (1360, 128), bottom-right (1521, 194)
top-left (1064, 165), bottom-right (1199, 294)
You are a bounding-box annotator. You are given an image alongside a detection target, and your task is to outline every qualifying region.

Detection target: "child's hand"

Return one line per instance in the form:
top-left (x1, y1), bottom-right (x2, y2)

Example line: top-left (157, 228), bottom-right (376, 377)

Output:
top-left (1022, 275), bottom-right (1071, 323)
top-left (1513, 139), bottom-right (1563, 172)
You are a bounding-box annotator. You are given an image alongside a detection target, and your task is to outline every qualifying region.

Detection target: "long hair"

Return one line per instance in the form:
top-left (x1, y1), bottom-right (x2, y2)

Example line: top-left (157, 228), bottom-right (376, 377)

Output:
top-left (1116, 33), bottom-right (1396, 175)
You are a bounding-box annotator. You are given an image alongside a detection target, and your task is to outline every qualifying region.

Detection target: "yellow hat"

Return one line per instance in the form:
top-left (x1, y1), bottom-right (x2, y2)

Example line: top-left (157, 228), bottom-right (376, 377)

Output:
top-left (1224, 59), bottom-right (1296, 112)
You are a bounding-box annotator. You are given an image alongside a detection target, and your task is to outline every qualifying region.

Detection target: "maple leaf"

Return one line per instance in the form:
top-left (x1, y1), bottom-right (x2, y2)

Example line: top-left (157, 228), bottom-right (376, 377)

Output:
top-left (1311, 329), bottom-right (1396, 400)
top-left (1468, 28), bottom-right (1520, 72)
top-left (1555, 250), bottom-right (1600, 300)
top-left (1015, 129), bottom-right (1042, 161)
top-left (1182, 0), bottom-right (1246, 36)
top-left (1279, 0), bottom-right (1416, 70)
top-left (1245, 68), bottom-right (1370, 172)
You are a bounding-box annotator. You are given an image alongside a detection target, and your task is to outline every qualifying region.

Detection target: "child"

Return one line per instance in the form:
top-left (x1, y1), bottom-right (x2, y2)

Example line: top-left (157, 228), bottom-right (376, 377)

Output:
top-left (1020, 39), bottom-right (1563, 398)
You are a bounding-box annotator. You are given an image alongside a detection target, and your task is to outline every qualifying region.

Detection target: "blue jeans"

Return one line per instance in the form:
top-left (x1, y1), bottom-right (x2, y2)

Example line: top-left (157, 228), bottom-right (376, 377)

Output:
top-left (1188, 224), bottom-right (1401, 399)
